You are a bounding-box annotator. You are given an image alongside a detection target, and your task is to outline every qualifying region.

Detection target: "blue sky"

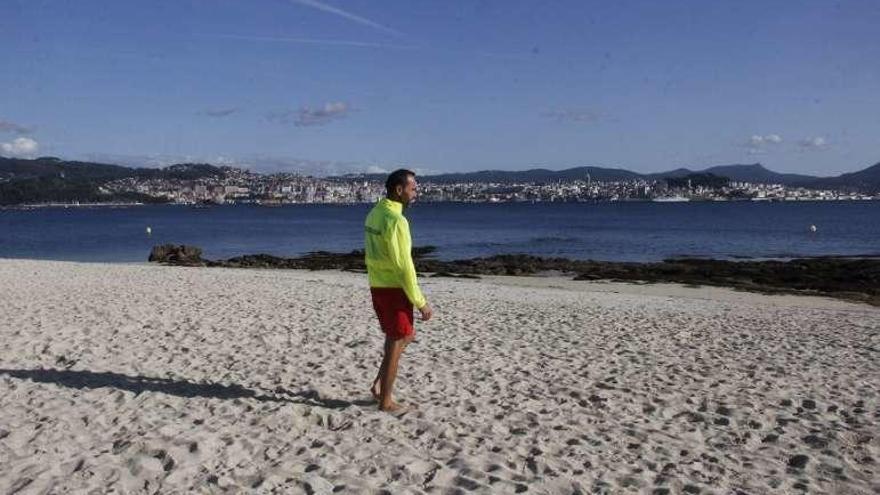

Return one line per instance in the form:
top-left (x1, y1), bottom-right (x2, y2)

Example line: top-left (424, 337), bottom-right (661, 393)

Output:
top-left (1, 0), bottom-right (878, 176)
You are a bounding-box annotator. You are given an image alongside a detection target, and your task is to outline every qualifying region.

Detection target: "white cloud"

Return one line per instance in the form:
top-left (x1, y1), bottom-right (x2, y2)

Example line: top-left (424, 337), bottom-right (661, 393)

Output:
top-left (365, 165), bottom-right (389, 174)
top-left (743, 133), bottom-right (783, 154)
top-left (1, 137), bottom-right (39, 157)
top-left (747, 134), bottom-right (783, 147)
top-left (798, 136), bottom-right (828, 150)
top-left (269, 101), bottom-right (352, 127)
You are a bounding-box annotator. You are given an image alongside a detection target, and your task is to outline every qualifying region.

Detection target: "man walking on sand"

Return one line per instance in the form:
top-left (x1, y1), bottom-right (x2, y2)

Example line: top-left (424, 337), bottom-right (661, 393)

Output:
top-left (365, 169), bottom-right (433, 413)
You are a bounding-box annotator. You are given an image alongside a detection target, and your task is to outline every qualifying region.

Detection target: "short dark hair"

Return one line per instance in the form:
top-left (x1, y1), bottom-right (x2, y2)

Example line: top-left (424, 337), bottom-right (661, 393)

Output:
top-left (385, 168), bottom-right (415, 195)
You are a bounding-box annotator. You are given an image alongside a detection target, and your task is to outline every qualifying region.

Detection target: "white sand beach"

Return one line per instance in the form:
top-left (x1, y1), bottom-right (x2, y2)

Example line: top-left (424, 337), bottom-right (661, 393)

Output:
top-left (1, 259), bottom-right (878, 494)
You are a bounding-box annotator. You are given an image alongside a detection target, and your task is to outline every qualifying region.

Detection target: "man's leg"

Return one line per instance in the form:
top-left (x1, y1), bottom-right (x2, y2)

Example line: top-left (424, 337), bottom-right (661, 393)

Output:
top-left (371, 336), bottom-right (394, 401)
top-left (379, 334), bottom-right (413, 411)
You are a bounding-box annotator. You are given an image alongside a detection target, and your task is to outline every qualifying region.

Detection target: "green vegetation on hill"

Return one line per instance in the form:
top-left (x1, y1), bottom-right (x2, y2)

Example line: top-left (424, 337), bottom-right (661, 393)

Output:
top-left (0, 176), bottom-right (166, 206)
top-left (0, 157), bottom-right (223, 205)
top-left (0, 157), bottom-right (224, 182)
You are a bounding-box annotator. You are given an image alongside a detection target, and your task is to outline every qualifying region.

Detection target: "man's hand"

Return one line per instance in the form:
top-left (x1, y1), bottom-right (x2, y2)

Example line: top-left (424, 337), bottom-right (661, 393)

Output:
top-left (418, 303), bottom-right (433, 322)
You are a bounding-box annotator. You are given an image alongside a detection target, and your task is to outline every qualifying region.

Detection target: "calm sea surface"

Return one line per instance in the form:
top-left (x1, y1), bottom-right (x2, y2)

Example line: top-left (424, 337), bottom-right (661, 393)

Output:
top-left (1, 202), bottom-right (878, 263)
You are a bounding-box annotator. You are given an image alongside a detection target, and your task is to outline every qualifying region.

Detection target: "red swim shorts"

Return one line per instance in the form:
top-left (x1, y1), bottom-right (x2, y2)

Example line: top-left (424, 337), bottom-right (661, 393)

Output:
top-left (370, 287), bottom-right (414, 340)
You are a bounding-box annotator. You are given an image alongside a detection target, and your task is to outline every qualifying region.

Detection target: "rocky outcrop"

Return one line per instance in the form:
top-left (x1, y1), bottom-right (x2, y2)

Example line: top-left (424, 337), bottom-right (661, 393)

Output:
top-left (148, 244), bottom-right (205, 266)
top-left (149, 245), bottom-right (880, 306)
top-left (569, 257), bottom-right (880, 306)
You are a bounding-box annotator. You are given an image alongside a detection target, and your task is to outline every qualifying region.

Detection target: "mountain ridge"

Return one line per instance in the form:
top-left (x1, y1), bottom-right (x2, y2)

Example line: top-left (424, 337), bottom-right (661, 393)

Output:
top-left (346, 162), bottom-right (879, 191)
top-left (2, 156), bottom-right (879, 197)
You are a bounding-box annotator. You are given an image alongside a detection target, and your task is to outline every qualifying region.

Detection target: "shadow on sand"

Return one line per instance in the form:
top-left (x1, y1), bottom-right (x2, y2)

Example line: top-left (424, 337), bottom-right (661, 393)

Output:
top-left (0, 368), bottom-right (373, 410)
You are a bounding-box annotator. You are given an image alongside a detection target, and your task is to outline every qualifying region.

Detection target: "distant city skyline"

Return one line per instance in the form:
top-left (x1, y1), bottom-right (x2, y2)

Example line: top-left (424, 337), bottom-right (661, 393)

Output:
top-left (2, 0), bottom-right (878, 176)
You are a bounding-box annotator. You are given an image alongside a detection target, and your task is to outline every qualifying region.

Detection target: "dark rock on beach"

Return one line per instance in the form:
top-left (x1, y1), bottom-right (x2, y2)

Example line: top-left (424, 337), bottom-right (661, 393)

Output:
top-left (148, 244), bottom-right (205, 266)
top-left (208, 251), bottom-right (365, 271)
top-left (570, 257), bottom-right (880, 306)
top-left (200, 246), bottom-right (441, 271)
top-left (148, 244), bottom-right (880, 306)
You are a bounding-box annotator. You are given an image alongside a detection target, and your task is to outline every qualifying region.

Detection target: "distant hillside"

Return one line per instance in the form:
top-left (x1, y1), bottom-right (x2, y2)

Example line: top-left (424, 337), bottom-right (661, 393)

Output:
top-left (0, 157), bottom-right (225, 205)
top-left (2, 155), bottom-right (878, 205)
top-left (665, 173), bottom-right (729, 189)
top-left (415, 166), bottom-right (641, 184)
top-left (645, 163), bottom-right (818, 185)
top-left (802, 162), bottom-right (880, 192)
top-left (150, 163), bottom-right (226, 181)
top-left (379, 163), bottom-right (822, 186)
top-left (645, 167), bottom-right (692, 180)
top-left (0, 156), bottom-right (136, 182)
top-left (0, 157), bottom-right (225, 182)
top-left (0, 176), bottom-right (163, 205)
top-left (339, 166), bottom-right (644, 184)
top-left (702, 164), bottom-right (817, 184)
top-left (338, 161), bottom-right (880, 191)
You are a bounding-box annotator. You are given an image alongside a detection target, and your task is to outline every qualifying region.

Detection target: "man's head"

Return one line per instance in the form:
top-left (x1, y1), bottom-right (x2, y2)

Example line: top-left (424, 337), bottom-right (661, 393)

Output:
top-left (385, 168), bottom-right (417, 206)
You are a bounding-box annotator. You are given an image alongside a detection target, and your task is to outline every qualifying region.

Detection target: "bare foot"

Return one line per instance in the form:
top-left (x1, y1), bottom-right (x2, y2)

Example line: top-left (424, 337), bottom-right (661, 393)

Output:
top-left (379, 401), bottom-right (405, 413)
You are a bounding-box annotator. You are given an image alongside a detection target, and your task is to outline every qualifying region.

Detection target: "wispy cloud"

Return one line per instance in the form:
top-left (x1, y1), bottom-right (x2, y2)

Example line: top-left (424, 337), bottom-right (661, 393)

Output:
top-left (741, 133), bottom-right (828, 154)
top-left (0, 120), bottom-right (33, 134)
top-left (748, 134), bottom-right (783, 146)
top-left (289, 0), bottom-right (402, 37)
top-left (194, 33), bottom-right (529, 61)
top-left (269, 101), bottom-right (352, 127)
top-left (198, 107), bottom-right (240, 118)
top-left (297, 101), bottom-right (351, 126)
top-left (743, 133), bottom-right (782, 154)
top-left (798, 136), bottom-right (828, 150)
top-left (1, 137), bottom-right (39, 157)
top-left (196, 33), bottom-right (411, 50)
top-left (542, 108), bottom-right (601, 124)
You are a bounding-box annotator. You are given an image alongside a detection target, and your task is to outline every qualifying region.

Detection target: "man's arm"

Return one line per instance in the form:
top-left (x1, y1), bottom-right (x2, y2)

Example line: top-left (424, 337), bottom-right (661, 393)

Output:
top-left (389, 218), bottom-right (427, 310)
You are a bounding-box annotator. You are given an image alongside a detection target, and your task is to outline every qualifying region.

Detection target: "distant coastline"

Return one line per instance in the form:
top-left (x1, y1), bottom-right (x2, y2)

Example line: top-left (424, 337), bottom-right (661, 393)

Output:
top-left (2, 194), bottom-right (878, 211)
top-left (2, 156), bottom-right (879, 206)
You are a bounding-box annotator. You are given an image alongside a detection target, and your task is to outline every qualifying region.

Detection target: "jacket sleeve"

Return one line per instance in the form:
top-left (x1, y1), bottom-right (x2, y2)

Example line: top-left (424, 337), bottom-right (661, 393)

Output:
top-left (389, 217), bottom-right (427, 309)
